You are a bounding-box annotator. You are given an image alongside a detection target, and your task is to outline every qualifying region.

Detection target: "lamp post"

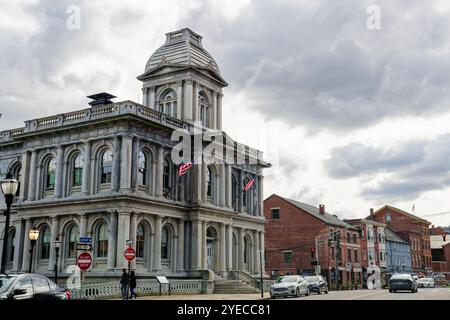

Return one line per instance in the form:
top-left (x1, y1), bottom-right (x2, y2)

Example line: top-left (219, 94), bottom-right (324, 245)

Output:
top-left (28, 226), bottom-right (39, 273)
top-left (0, 172), bottom-right (19, 274)
top-left (54, 237), bottom-right (61, 284)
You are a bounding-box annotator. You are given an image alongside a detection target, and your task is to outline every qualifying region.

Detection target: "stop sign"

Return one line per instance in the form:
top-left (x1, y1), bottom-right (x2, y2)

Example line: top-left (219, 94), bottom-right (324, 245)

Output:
top-left (124, 247), bottom-right (136, 261)
top-left (77, 252), bottom-right (92, 270)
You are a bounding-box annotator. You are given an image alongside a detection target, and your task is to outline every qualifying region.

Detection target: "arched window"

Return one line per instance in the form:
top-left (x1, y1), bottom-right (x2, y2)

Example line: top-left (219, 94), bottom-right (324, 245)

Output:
top-left (136, 224), bottom-right (145, 259)
top-left (66, 224), bottom-right (79, 259)
top-left (40, 226), bottom-right (51, 259)
top-left (11, 164), bottom-right (21, 198)
top-left (7, 228), bottom-right (15, 264)
top-left (198, 92), bottom-right (210, 127)
top-left (243, 236), bottom-right (250, 264)
top-left (163, 158), bottom-right (172, 194)
top-left (96, 223), bottom-right (108, 258)
top-left (45, 158), bottom-right (56, 190)
top-left (72, 154), bottom-right (84, 187)
top-left (206, 167), bottom-right (213, 199)
top-left (100, 150), bottom-right (113, 184)
top-left (159, 90), bottom-right (177, 117)
top-left (161, 226), bottom-right (170, 260)
top-left (138, 151), bottom-right (148, 186)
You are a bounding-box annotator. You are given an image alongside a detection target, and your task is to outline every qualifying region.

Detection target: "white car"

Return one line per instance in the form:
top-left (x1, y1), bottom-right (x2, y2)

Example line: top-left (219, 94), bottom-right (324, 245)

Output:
top-left (270, 275), bottom-right (309, 298)
top-left (418, 278), bottom-right (435, 288)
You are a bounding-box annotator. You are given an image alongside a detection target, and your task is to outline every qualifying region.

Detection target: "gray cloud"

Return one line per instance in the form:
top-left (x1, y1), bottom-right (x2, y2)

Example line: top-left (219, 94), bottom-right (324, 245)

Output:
top-left (325, 134), bottom-right (450, 200)
top-left (180, 0), bottom-right (450, 131)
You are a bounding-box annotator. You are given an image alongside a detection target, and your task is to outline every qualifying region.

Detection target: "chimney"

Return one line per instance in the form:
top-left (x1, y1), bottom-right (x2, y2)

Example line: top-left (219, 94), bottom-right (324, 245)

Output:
top-left (444, 234), bottom-right (447, 242)
top-left (369, 208), bottom-right (374, 219)
top-left (319, 204), bottom-right (325, 215)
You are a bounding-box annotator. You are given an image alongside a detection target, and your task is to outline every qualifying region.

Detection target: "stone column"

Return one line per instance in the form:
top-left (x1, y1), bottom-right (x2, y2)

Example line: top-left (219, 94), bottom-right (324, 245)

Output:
top-left (226, 225), bottom-right (233, 271)
top-left (131, 137), bottom-right (139, 192)
top-left (238, 228), bottom-right (244, 270)
top-left (259, 231), bottom-right (265, 274)
top-left (12, 219), bottom-right (24, 271)
top-left (21, 219), bottom-right (32, 272)
top-left (107, 212), bottom-right (118, 270)
top-left (120, 135), bottom-right (133, 191)
top-left (129, 212), bottom-right (137, 269)
top-left (142, 87), bottom-right (148, 106)
top-left (153, 216), bottom-right (162, 272)
top-left (219, 164), bottom-right (226, 207)
top-left (48, 216), bottom-right (60, 271)
top-left (79, 214), bottom-right (87, 237)
top-left (183, 80), bottom-right (193, 121)
top-left (177, 80), bottom-right (183, 119)
top-left (149, 87), bottom-right (156, 109)
top-left (177, 219), bottom-right (185, 272)
top-left (155, 147), bottom-right (164, 197)
top-left (219, 223), bottom-right (226, 273)
top-left (190, 220), bottom-right (202, 270)
top-left (28, 150), bottom-right (37, 201)
top-left (212, 91), bottom-right (217, 129)
top-left (201, 162), bottom-right (207, 202)
top-left (253, 230), bottom-right (260, 274)
top-left (194, 83), bottom-right (200, 122)
top-left (217, 93), bottom-right (223, 130)
top-left (82, 141), bottom-right (91, 195)
top-left (151, 159), bottom-right (157, 196)
top-left (115, 212), bottom-right (131, 269)
top-left (54, 145), bottom-right (64, 198)
top-left (238, 170), bottom-right (243, 213)
top-left (111, 136), bottom-right (121, 192)
top-left (19, 151), bottom-right (29, 201)
top-left (225, 164), bottom-right (232, 208)
top-left (202, 221), bottom-right (207, 269)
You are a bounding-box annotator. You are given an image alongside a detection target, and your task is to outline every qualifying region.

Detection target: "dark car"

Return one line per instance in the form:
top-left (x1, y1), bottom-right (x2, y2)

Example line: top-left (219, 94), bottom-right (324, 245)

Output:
top-left (0, 273), bottom-right (71, 300)
top-left (388, 274), bottom-right (418, 293)
top-left (304, 275), bottom-right (329, 294)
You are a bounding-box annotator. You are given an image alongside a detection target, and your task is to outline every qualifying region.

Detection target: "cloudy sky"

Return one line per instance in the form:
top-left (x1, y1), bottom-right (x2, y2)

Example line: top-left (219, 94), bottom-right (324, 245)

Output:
top-left (1, 0), bottom-right (450, 226)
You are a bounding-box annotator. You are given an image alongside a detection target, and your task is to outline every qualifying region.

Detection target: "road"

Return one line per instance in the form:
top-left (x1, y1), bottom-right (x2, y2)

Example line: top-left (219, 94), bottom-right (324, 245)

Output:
top-left (117, 287), bottom-right (450, 300)
top-left (284, 287), bottom-right (450, 300)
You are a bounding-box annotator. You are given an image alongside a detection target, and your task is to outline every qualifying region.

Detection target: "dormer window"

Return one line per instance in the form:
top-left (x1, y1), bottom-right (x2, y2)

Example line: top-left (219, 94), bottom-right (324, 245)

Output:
top-left (159, 90), bottom-right (177, 117)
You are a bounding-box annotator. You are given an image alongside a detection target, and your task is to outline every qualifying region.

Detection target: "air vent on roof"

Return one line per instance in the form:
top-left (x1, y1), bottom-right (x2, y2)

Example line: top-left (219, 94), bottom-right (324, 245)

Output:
top-left (87, 92), bottom-right (116, 107)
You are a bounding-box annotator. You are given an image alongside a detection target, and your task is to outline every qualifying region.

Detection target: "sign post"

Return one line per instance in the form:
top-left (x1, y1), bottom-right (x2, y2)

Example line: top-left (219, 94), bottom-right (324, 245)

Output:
top-left (124, 246), bottom-right (136, 300)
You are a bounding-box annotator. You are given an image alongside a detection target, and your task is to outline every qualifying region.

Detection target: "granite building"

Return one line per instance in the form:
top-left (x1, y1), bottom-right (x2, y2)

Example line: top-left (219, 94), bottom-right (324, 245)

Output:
top-left (0, 28), bottom-right (270, 280)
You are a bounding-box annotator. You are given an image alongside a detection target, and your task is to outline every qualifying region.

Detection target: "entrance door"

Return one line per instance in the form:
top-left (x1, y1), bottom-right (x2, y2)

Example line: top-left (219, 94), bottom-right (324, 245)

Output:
top-left (207, 240), bottom-right (214, 270)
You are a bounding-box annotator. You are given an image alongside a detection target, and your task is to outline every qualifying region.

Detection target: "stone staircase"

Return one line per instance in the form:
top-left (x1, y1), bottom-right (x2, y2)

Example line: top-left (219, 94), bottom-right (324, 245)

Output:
top-left (213, 275), bottom-right (260, 294)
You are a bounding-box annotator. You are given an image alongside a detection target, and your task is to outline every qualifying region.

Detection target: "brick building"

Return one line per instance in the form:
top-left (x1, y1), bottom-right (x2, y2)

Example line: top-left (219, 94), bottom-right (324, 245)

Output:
top-left (345, 217), bottom-right (387, 288)
top-left (369, 205), bottom-right (432, 276)
top-left (264, 194), bottom-right (362, 289)
top-left (430, 229), bottom-right (450, 280)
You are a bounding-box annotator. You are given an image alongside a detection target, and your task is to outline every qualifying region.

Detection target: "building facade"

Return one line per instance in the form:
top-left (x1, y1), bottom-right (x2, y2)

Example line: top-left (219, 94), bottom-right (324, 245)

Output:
top-left (345, 217), bottom-right (387, 288)
top-left (264, 194), bottom-right (362, 289)
top-left (370, 205), bottom-right (432, 276)
top-left (0, 28), bottom-right (269, 280)
top-left (385, 228), bottom-right (412, 275)
top-left (430, 231), bottom-right (450, 280)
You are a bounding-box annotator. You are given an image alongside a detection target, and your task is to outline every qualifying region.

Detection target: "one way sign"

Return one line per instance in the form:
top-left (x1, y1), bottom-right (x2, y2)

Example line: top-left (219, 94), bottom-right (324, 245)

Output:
top-left (77, 243), bottom-right (92, 251)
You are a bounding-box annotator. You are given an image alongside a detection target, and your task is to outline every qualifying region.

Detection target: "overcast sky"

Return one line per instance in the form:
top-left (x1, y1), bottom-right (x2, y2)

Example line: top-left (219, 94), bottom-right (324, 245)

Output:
top-left (1, 0), bottom-right (450, 226)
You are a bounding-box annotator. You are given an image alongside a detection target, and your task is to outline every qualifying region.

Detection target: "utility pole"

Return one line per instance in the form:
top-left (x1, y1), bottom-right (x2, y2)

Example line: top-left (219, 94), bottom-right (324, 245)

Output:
top-left (315, 236), bottom-right (319, 275)
top-left (259, 250), bottom-right (264, 299)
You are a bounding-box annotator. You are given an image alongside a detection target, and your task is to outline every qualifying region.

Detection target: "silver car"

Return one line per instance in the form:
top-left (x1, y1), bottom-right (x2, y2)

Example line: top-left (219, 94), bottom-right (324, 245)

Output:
top-left (270, 275), bottom-right (309, 298)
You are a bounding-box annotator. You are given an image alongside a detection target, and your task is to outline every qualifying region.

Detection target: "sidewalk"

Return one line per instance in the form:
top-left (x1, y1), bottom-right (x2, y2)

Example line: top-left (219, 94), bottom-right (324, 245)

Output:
top-left (109, 293), bottom-right (267, 300)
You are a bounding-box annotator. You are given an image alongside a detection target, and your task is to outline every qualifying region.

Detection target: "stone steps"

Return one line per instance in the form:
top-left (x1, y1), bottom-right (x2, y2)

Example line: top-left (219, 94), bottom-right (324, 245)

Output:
top-left (213, 279), bottom-right (259, 294)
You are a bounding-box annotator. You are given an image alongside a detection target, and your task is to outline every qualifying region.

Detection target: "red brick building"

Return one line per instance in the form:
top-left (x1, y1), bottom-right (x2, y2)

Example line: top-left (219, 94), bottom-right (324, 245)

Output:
top-left (345, 218), bottom-right (387, 288)
top-left (430, 227), bottom-right (450, 280)
top-left (369, 205), bottom-right (432, 276)
top-left (264, 194), bottom-right (362, 289)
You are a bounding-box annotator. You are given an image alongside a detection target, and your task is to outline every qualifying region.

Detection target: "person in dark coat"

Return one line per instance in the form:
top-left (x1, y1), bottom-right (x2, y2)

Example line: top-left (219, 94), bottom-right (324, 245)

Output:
top-left (129, 271), bottom-right (137, 299)
top-left (120, 269), bottom-right (129, 299)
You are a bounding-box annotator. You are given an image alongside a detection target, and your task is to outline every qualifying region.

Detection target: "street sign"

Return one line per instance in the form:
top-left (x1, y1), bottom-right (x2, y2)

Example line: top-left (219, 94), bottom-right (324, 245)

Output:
top-left (79, 237), bottom-right (92, 244)
top-left (76, 243), bottom-right (92, 251)
top-left (126, 239), bottom-right (134, 246)
top-left (77, 252), bottom-right (92, 270)
top-left (124, 247), bottom-right (136, 261)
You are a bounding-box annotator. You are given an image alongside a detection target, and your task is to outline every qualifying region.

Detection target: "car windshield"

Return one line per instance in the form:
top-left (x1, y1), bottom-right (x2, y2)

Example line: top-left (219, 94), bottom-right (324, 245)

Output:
top-left (390, 274), bottom-right (411, 280)
top-left (305, 276), bottom-right (319, 283)
top-left (0, 276), bottom-right (15, 294)
top-left (278, 276), bottom-right (299, 283)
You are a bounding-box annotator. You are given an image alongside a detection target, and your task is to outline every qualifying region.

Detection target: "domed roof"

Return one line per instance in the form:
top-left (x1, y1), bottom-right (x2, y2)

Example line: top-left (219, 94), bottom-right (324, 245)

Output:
top-left (144, 28), bottom-right (221, 75)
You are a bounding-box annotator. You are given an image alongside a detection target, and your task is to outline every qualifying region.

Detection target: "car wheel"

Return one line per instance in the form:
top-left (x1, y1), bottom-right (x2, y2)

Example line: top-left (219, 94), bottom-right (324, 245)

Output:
top-left (325, 289), bottom-right (329, 294)
top-left (389, 289), bottom-right (392, 293)
top-left (305, 288), bottom-right (310, 296)
top-left (317, 287), bottom-right (322, 295)
top-left (296, 288), bottom-right (300, 297)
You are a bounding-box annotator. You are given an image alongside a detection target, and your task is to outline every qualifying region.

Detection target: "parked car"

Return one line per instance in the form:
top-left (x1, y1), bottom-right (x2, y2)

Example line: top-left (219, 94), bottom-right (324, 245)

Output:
top-left (270, 275), bottom-right (309, 298)
top-left (304, 275), bottom-right (329, 294)
top-left (418, 278), bottom-right (435, 288)
top-left (388, 274), bottom-right (418, 293)
top-left (0, 273), bottom-right (71, 300)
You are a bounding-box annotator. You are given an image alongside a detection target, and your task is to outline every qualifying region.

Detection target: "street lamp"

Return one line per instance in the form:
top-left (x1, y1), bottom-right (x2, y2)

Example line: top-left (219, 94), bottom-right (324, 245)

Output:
top-left (0, 172), bottom-right (19, 274)
top-left (54, 237), bottom-right (61, 284)
top-left (28, 226), bottom-right (39, 273)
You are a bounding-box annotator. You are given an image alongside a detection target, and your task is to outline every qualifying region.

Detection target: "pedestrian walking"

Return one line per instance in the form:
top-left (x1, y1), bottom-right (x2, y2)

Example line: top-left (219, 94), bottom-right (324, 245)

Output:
top-left (120, 269), bottom-right (129, 299)
top-left (129, 271), bottom-right (137, 299)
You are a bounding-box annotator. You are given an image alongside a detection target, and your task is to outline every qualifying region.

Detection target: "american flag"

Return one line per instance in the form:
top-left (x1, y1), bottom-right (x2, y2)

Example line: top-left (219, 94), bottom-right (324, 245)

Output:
top-left (244, 177), bottom-right (255, 191)
top-left (178, 162), bottom-right (193, 176)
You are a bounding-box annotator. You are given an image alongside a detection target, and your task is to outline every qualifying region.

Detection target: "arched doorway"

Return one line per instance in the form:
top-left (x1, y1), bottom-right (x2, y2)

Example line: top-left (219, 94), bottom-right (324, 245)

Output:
top-left (206, 227), bottom-right (217, 271)
top-left (243, 235), bottom-right (252, 272)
